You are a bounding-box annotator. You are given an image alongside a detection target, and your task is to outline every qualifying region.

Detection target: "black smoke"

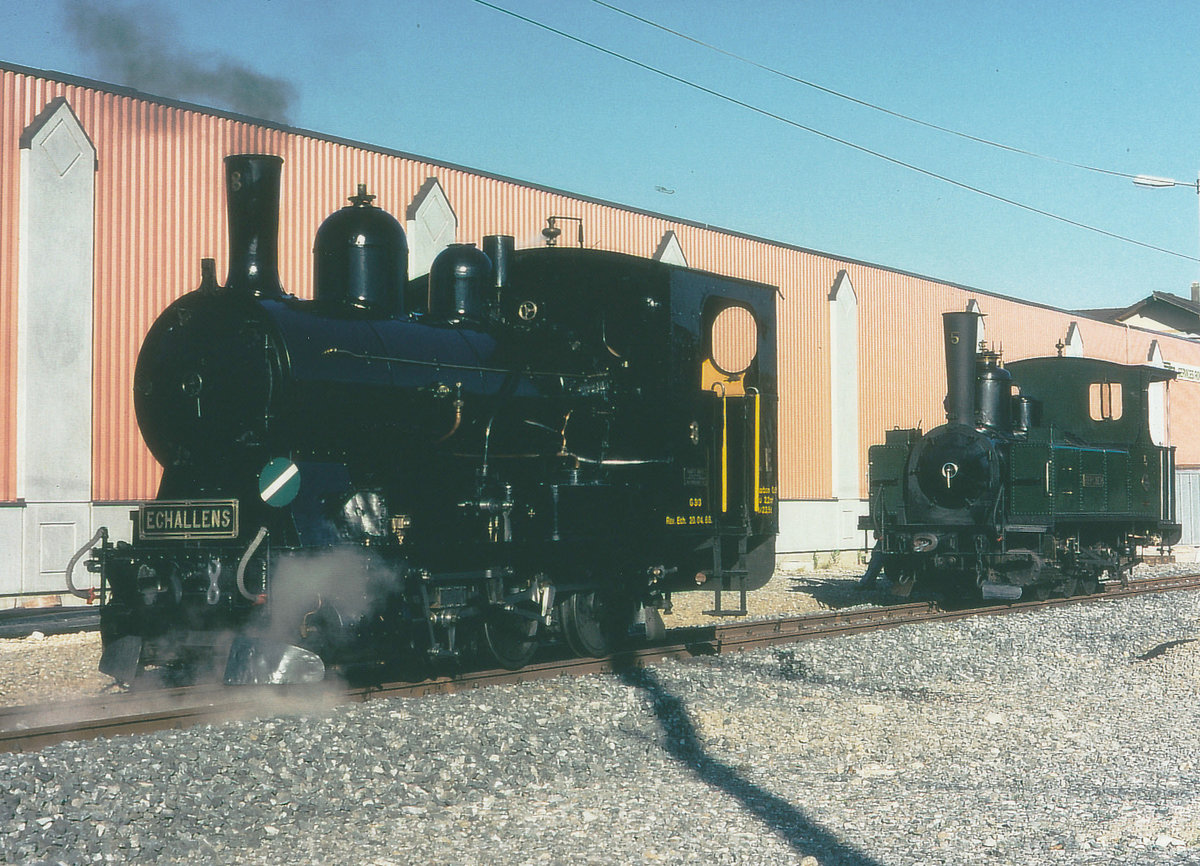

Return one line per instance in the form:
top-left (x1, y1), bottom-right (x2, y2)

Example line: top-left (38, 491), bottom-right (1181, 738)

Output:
top-left (62, 0), bottom-right (297, 123)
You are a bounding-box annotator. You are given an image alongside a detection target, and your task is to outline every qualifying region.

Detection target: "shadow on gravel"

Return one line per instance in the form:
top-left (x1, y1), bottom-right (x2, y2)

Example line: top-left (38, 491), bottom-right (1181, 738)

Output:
top-left (1136, 638), bottom-right (1197, 661)
top-left (616, 663), bottom-right (882, 866)
top-left (787, 575), bottom-right (899, 610)
top-left (795, 576), bottom-right (970, 612)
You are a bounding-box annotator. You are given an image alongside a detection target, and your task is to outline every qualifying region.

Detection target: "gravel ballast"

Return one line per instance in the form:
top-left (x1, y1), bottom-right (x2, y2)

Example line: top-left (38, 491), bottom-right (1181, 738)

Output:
top-left (3, 579), bottom-right (1200, 864)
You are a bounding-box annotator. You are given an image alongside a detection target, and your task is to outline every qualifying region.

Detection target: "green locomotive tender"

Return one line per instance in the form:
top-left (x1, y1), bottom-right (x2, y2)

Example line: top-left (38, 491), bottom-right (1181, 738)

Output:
top-left (865, 311), bottom-right (1180, 600)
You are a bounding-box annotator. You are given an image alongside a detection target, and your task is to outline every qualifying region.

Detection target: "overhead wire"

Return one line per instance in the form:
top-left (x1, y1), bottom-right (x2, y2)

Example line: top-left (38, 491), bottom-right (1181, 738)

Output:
top-left (589, 0), bottom-right (1141, 181)
top-left (468, 0), bottom-right (1198, 263)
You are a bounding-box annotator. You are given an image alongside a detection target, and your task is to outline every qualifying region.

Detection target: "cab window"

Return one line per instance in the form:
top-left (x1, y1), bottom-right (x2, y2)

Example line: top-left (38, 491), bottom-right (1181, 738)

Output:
top-left (710, 304), bottom-right (758, 375)
top-left (1088, 382), bottom-right (1123, 421)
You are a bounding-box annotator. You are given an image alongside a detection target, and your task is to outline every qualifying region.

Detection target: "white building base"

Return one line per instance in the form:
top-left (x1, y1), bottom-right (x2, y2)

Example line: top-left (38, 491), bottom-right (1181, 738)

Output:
top-left (0, 502), bottom-right (137, 604)
top-left (777, 499), bottom-right (871, 558)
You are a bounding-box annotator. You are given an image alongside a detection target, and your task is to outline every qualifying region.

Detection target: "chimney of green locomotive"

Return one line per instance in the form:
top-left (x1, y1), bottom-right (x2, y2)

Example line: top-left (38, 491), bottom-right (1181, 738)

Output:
top-left (942, 310), bottom-right (981, 426)
top-left (223, 154), bottom-right (285, 298)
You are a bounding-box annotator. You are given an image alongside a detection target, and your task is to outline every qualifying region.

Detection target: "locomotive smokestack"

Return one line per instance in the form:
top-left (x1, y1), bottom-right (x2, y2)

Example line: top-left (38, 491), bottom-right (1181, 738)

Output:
top-left (223, 154), bottom-right (284, 298)
top-left (943, 311), bottom-right (981, 425)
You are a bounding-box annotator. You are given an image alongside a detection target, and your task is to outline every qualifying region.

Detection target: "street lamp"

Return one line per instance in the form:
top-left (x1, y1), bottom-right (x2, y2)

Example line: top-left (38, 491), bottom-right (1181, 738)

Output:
top-left (1132, 174), bottom-right (1198, 190)
top-left (1133, 172), bottom-right (1200, 289)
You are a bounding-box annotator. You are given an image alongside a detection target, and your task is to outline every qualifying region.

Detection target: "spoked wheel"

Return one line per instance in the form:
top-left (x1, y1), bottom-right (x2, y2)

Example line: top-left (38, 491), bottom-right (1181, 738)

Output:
top-left (558, 591), bottom-right (629, 658)
top-left (481, 608), bottom-right (539, 670)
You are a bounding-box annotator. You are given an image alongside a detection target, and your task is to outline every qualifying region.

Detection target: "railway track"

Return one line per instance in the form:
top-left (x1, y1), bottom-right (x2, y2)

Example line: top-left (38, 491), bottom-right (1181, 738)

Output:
top-left (0, 605), bottom-right (98, 639)
top-left (4, 571), bottom-right (1199, 754)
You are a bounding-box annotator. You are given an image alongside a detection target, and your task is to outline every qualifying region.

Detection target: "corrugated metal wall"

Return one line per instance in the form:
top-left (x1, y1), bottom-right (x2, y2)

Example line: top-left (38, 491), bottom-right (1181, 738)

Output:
top-left (6, 63), bottom-right (1200, 508)
top-left (0, 69), bottom-right (25, 502)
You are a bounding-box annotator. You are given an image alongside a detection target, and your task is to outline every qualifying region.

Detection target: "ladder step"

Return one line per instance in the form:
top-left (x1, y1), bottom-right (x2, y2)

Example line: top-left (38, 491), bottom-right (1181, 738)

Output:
top-left (706, 533), bottom-right (749, 615)
top-left (705, 579), bottom-right (748, 617)
top-left (704, 606), bottom-right (748, 617)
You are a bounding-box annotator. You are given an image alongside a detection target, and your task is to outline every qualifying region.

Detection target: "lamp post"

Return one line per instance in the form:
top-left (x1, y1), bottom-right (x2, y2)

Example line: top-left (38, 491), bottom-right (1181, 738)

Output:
top-left (1133, 172), bottom-right (1200, 292)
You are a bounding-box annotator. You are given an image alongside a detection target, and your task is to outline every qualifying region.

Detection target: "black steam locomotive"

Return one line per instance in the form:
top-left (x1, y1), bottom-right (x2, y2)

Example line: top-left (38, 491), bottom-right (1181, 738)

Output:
top-left (864, 310), bottom-right (1179, 600)
top-left (80, 154), bottom-right (779, 684)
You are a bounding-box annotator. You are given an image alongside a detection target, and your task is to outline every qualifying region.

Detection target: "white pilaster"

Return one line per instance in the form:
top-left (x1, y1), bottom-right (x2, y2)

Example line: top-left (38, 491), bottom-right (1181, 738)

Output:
top-left (405, 177), bottom-right (457, 279)
top-left (653, 231), bottom-right (688, 267)
top-left (14, 98), bottom-right (97, 595)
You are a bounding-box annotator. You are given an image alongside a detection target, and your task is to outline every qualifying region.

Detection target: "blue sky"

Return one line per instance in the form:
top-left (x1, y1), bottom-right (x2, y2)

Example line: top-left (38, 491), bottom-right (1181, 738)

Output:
top-left (3, 0), bottom-right (1200, 311)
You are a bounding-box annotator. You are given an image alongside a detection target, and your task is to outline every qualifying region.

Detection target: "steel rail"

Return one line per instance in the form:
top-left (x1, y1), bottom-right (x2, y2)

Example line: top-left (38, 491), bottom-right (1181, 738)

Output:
top-left (4, 572), bottom-right (1199, 754)
top-left (712, 572), bottom-right (1200, 654)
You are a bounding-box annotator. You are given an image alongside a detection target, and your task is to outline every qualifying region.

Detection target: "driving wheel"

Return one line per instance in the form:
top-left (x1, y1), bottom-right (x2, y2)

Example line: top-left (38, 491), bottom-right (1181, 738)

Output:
top-left (558, 591), bottom-right (627, 658)
top-left (481, 608), bottom-right (539, 670)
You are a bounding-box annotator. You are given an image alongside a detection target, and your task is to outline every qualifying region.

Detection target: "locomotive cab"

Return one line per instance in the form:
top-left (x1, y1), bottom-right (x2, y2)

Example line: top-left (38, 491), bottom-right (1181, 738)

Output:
top-left (493, 248), bottom-right (780, 609)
